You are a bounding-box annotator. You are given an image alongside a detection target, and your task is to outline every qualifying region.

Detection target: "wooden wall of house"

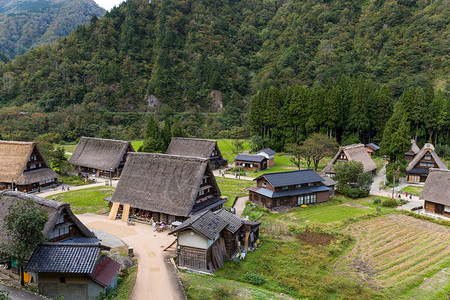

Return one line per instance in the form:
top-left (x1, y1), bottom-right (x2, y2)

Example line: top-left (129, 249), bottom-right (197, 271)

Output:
top-left (256, 179), bottom-right (274, 191)
top-left (425, 201), bottom-right (450, 217)
top-left (221, 230), bottom-right (238, 258)
top-left (317, 191), bottom-right (329, 203)
top-left (178, 246), bottom-right (208, 271)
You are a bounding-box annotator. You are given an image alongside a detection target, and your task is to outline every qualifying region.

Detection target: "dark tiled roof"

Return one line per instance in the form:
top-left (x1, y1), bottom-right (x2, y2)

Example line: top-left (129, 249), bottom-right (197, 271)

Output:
top-left (169, 210), bottom-right (228, 240)
top-left (321, 176), bottom-right (336, 187)
top-left (214, 209), bottom-right (243, 234)
top-left (255, 170), bottom-right (324, 187)
top-left (234, 154), bottom-right (266, 163)
top-left (366, 143), bottom-right (380, 151)
top-left (406, 167), bottom-right (430, 175)
top-left (257, 148), bottom-right (276, 156)
top-left (254, 186), bottom-right (330, 198)
top-left (25, 243), bottom-right (100, 274)
top-left (90, 255), bottom-right (121, 287)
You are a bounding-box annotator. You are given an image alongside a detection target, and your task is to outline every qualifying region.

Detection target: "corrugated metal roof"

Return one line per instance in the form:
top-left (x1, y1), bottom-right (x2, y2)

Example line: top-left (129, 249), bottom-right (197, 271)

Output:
top-left (256, 169), bottom-right (324, 187)
top-left (90, 255), bottom-right (121, 287)
top-left (234, 154), bottom-right (267, 163)
top-left (254, 186), bottom-right (330, 198)
top-left (25, 243), bottom-right (100, 274)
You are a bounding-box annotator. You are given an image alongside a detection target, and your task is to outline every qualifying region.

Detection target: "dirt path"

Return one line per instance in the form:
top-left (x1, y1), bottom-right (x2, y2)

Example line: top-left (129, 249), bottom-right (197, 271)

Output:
top-left (234, 196), bottom-right (248, 218)
top-left (37, 180), bottom-right (118, 198)
top-left (0, 283), bottom-right (48, 300)
top-left (77, 213), bottom-right (185, 300)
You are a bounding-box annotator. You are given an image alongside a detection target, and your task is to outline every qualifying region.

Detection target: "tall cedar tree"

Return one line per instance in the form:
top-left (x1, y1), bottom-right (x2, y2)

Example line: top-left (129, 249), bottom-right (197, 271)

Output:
top-left (2, 200), bottom-right (48, 286)
top-left (140, 115), bottom-right (164, 153)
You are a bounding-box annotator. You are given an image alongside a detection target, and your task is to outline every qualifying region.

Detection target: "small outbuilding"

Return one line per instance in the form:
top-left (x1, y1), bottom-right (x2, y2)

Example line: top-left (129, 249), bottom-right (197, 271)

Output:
top-left (404, 139), bottom-right (421, 161)
top-left (0, 141), bottom-right (59, 192)
top-left (420, 169), bottom-right (450, 218)
top-left (234, 154), bottom-right (267, 171)
top-left (25, 243), bottom-right (120, 300)
top-left (255, 148), bottom-right (276, 167)
top-left (365, 143), bottom-right (380, 157)
top-left (249, 170), bottom-right (330, 210)
top-left (406, 143), bottom-right (447, 183)
top-left (166, 137), bottom-right (228, 169)
top-left (321, 144), bottom-right (377, 177)
top-left (69, 137), bottom-right (134, 178)
top-left (169, 209), bottom-right (260, 273)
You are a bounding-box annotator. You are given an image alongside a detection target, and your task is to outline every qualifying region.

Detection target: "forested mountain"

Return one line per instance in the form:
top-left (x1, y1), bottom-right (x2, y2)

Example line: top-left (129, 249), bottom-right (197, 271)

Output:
top-left (0, 0), bottom-right (105, 58)
top-left (0, 0), bottom-right (448, 143)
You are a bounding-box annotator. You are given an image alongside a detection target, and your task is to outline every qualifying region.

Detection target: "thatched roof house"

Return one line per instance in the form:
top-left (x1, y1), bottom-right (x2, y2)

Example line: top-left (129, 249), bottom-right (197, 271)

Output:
top-left (0, 191), bottom-right (96, 246)
top-left (406, 143), bottom-right (447, 183)
top-left (166, 138), bottom-right (227, 169)
top-left (69, 137), bottom-right (134, 177)
top-left (321, 144), bottom-right (377, 176)
top-left (0, 141), bottom-right (59, 192)
top-left (109, 153), bottom-right (225, 223)
top-left (420, 169), bottom-right (450, 217)
top-left (405, 139), bottom-right (421, 161)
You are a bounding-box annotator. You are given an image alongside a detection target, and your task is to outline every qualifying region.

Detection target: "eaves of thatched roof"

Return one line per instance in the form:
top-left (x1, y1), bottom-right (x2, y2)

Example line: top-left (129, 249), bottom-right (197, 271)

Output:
top-left (166, 137), bottom-right (218, 159)
top-left (329, 144), bottom-right (377, 173)
top-left (69, 137), bottom-right (134, 171)
top-left (406, 143), bottom-right (447, 172)
top-left (0, 191), bottom-right (95, 246)
top-left (0, 141), bottom-right (59, 185)
top-left (420, 169), bottom-right (450, 206)
top-left (111, 153), bottom-right (222, 217)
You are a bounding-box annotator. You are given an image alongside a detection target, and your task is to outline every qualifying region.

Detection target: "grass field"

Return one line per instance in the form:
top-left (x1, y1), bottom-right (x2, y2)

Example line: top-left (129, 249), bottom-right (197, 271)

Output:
top-left (216, 139), bottom-right (251, 162)
top-left (400, 185), bottom-right (423, 194)
top-left (47, 186), bottom-right (114, 214)
top-left (216, 177), bottom-right (254, 208)
top-left (336, 214), bottom-right (450, 298)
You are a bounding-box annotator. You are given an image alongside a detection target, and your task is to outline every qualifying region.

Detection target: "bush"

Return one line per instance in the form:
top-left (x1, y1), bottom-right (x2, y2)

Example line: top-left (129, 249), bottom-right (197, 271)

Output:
top-left (244, 272), bottom-right (266, 285)
top-left (382, 199), bottom-right (399, 207)
top-left (373, 198), bottom-right (382, 205)
top-left (343, 187), bottom-right (369, 198)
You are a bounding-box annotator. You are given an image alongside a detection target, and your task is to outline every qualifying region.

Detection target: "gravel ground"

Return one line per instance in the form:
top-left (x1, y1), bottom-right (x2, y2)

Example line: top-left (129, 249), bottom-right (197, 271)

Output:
top-left (90, 228), bottom-right (126, 248)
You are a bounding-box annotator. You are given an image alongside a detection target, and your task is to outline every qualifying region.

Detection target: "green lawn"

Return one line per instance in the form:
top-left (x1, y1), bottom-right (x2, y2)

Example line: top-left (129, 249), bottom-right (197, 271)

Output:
top-left (400, 185), bottom-right (423, 194)
top-left (216, 177), bottom-right (254, 209)
top-left (47, 186), bottom-right (114, 214)
top-left (216, 139), bottom-right (251, 162)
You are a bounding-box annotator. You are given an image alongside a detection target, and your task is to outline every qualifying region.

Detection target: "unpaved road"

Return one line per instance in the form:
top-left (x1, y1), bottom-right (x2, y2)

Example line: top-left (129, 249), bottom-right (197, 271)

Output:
top-left (234, 196), bottom-right (248, 218)
top-left (77, 213), bottom-right (185, 300)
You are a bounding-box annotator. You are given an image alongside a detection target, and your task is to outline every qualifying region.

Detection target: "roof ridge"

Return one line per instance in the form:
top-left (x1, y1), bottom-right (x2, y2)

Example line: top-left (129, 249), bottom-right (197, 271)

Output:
top-left (263, 169), bottom-right (315, 176)
top-left (80, 136), bottom-right (130, 144)
top-left (342, 143), bottom-right (364, 149)
top-left (130, 152), bottom-right (208, 163)
top-left (0, 191), bottom-right (68, 209)
top-left (39, 242), bottom-right (100, 247)
top-left (171, 137), bottom-right (216, 143)
top-left (429, 168), bottom-right (450, 173)
top-left (0, 140), bottom-right (35, 145)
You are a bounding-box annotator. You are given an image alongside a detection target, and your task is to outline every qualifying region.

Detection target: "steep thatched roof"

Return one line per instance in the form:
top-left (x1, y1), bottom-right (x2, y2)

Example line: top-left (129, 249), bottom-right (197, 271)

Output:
top-left (111, 153), bottom-right (222, 217)
top-left (69, 137), bottom-right (134, 171)
top-left (325, 144), bottom-right (377, 174)
top-left (166, 137), bottom-right (218, 159)
top-left (420, 169), bottom-right (450, 206)
top-left (406, 143), bottom-right (448, 172)
top-left (410, 140), bottom-right (421, 154)
top-left (0, 191), bottom-right (95, 245)
top-left (0, 141), bottom-right (59, 185)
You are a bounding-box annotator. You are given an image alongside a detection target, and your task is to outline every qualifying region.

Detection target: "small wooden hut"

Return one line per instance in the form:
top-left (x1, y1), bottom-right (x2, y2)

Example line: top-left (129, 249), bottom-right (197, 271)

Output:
top-left (255, 148), bottom-right (276, 167)
top-left (0, 141), bottom-right (59, 192)
top-left (109, 153), bottom-right (226, 223)
top-left (234, 154), bottom-right (268, 171)
top-left (166, 137), bottom-right (228, 169)
top-left (321, 144), bottom-right (377, 177)
top-left (406, 143), bottom-right (447, 183)
top-left (420, 169), bottom-right (450, 217)
top-left (69, 137), bottom-right (134, 177)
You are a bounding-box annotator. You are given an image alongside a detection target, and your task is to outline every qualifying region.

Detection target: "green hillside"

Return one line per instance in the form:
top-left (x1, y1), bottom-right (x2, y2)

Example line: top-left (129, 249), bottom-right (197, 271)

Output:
top-left (0, 0), bottom-right (105, 59)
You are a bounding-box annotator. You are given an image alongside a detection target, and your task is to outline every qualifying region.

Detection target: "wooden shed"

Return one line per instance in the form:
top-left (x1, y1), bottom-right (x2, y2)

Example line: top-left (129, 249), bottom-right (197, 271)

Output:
top-left (234, 154), bottom-right (268, 171)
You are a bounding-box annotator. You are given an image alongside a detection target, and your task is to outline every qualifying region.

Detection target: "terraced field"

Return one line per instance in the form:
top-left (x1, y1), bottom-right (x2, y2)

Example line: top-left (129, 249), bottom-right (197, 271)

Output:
top-left (336, 214), bottom-right (450, 297)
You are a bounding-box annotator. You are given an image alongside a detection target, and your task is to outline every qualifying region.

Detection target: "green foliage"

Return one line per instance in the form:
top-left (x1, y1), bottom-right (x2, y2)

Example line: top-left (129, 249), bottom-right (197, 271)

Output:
top-left (0, 291), bottom-right (10, 300)
top-left (382, 199), bottom-right (399, 208)
top-left (334, 161), bottom-right (373, 198)
top-left (385, 160), bottom-right (408, 184)
top-left (373, 198), bottom-right (381, 205)
top-left (231, 140), bottom-right (245, 156)
top-left (243, 272), bottom-right (266, 286)
top-left (139, 115), bottom-right (165, 153)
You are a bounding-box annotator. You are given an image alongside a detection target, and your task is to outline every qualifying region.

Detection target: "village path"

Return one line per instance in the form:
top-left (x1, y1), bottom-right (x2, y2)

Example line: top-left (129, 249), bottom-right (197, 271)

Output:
top-left (77, 213), bottom-right (185, 300)
top-left (37, 180), bottom-right (118, 198)
top-left (0, 282), bottom-right (48, 300)
top-left (234, 196), bottom-right (248, 218)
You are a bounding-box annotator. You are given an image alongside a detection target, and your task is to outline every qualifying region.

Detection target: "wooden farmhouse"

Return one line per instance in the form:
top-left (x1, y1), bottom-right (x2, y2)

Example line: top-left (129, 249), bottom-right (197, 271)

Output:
top-left (0, 141), bottom-right (59, 193)
top-left (406, 143), bottom-right (447, 183)
top-left (255, 148), bottom-right (277, 167)
top-left (25, 243), bottom-right (120, 300)
top-left (108, 153), bottom-right (226, 224)
top-left (404, 139), bottom-right (421, 161)
top-left (365, 143), bottom-right (380, 157)
top-left (248, 170), bottom-right (330, 210)
top-left (321, 144), bottom-right (377, 177)
top-left (169, 209), bottom-right (260, 273)
top-left (0, 191), bottom-right (96, 245)
top-left (420, 169), bottom-right (450, 217)
top-left (234, 154), bottom-right (268, 171)
top-left (166, 137), bottom-right (228, 169)
top-left (69, 137), bottom-right (134, 177)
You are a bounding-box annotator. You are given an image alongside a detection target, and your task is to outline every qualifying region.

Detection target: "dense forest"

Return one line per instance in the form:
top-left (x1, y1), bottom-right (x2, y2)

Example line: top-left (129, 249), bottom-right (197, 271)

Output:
top-left (0, 0), bottom-right (448, 146)
top-left (0, 0), bottom-right (105, 58)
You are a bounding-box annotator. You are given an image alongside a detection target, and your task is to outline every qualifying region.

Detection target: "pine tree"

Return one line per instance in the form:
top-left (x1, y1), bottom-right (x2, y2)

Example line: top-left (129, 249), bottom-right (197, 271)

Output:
top-left (140, 115), bottom-right (164, 153)
top-left (172, 117), bottom-right (183, 138)
top-left (161, 118), bottom-right (172, 149)
top-left (375, 84), bottom-right (393, 141)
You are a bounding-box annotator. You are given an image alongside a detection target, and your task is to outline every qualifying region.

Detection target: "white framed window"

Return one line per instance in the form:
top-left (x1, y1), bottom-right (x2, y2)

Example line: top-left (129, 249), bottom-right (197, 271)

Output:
top-left (308, 183), bottom-right (314, 187)
top-left (305, 195), bottom-right (311, 204)
top-left (282, 186), bottom-right (288, 190)
top-left (56, 214), bottom-right (64, 224)
top-left (311, 194), bottom-right (317, 203)
top-left (424, 155), bottom-right (431, 160)
top-left (262, 182), bottom-right (266, 188)
top-left (444, 206), bottom-right (450, 213)
top-left (296, 184), bottom-right (302, 188)
top-left (297, 196), bottom-right (304, 206)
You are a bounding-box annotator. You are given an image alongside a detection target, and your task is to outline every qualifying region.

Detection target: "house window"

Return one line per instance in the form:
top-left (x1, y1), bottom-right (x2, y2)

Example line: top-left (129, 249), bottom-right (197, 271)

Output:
top-left (340, 154), bottom-right (346, 160)
top-left (29, 164), bottom-right (36, 170)
top-left (305, 195), bottom-right (311, 204)
top-left (297, 196), bottom-right (304, 206)
top-left (60, 277), bottom-right (66, 284)
top-left (444, 206), bottom-right (450, 213)
top-left (424, 155), bottom-right (431, 160)
top-left (308, 183), bottom-right (314, 187)
top-left (296, 184), bottom-right (302, 188)
top-left (419, 162), bottom-right (434, 167)
top-left (262, 182), bottom-right (266, 188)
top-left (311, 194), bottom-right (317, 203)
top-left (56, 214), bottom-right (64, 224)
top-left (282, 186), bottom-right (288, 190)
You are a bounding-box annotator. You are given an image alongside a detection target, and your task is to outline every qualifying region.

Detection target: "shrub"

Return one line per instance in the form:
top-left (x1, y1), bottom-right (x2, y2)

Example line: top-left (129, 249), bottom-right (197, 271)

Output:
top-left (373, 198), bottom-right (382, 205)
top-left (244, 272), bottom-right (266, 285)
top-left (343, 187), bottom-right (369, 198)
top-left (382, 199), bottom-right (398, 207)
